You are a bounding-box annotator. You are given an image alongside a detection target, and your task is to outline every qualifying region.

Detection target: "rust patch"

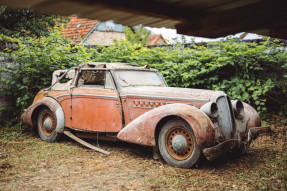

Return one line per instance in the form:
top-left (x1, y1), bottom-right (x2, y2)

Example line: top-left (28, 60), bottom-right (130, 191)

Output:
top-left (117, 103), bottom-right (215, 148)
top-left (20, 97), bottom-right (61, 129)
top-left (165, 126), bottom-right (194, 160)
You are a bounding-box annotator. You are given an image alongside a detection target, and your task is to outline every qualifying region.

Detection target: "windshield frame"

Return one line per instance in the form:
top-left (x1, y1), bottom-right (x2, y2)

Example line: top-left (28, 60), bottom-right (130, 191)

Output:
top-left (111, 68), bottom-right (167, 89)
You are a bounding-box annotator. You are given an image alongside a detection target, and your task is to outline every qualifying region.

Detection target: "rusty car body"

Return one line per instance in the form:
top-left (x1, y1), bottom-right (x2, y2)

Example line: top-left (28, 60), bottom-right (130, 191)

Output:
top-left (20, 62), bottom-right (270, 168)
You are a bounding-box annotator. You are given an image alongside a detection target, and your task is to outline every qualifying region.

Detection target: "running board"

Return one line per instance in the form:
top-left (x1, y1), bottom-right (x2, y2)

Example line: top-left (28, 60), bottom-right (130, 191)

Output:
top-left (64, 130), bottom-right (110, 155)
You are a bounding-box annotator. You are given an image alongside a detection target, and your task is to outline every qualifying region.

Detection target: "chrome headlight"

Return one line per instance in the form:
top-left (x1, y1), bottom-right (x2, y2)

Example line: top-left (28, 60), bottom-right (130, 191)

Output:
top-left (200, 102), bottom-right (218, 119)
top-left (232, 100), bottom-right (244, 119)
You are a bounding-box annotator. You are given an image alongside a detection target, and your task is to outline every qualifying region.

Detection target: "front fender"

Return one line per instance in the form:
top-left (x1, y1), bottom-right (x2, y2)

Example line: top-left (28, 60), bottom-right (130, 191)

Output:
top-left (117, 103), bottom-right (215, 149)
top-left (20, 97), bottom-right (65, 133)
top-left (243, 102), bottom-right (261, 130)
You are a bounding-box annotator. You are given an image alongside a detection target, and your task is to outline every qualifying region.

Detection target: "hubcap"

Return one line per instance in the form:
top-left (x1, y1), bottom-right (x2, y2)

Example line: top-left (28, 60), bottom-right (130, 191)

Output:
top-left (43, 118), bottom-right (53, 131)
top-left (41, 112), bottom-right (55, 136)
top-left (172, 135), bottom-right (187, 152)
top-left (165, 127), bottom-right (194, 160)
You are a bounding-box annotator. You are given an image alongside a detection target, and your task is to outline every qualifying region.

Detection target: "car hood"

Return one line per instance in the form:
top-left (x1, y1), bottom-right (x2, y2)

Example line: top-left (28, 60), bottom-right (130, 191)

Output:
top-left (120, 86), bottom-right (222, 101)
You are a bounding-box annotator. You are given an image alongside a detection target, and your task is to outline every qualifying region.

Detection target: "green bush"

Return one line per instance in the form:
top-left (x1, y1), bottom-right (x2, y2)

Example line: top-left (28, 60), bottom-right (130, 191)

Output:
top-left (95, 39), bottom-right (287, 114)
top-left (0, 31), bottom-right (97, 119)
top-left (1, 33), bottom-right (286, 123)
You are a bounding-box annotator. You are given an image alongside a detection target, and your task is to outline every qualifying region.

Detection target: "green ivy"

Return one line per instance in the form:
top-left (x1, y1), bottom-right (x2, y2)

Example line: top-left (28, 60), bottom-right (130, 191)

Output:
top-left (94, 39), bottom-right (287, 115)
top-left (0, 31), bottom-right (97, 119)
top-left (1, 34), bottom-right (286, 123)
top-left (0, 34), bottom-right (19, 43)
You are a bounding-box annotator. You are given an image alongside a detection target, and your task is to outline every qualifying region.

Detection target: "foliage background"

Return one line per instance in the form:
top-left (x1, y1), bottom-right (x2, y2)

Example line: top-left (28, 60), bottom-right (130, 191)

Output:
top-left (0, 6), bottom-right (68, 38)
top-left (1, 31), bottom-right (286, 124)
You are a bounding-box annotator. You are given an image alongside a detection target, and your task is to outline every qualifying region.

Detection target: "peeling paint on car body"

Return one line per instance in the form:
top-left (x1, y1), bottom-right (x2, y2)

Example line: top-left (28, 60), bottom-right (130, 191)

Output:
top-left (117, 103), bottom-right (215, 149)
top-left (20, 97), bottom-right (65, 132)
top-left (20, 62), bottom-right (269, 167)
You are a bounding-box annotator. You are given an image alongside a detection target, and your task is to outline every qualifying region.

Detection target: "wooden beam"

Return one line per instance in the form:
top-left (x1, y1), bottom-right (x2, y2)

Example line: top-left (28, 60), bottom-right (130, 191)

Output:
top-left (69, 0), bottom-right (205, 21)
top-left (176, 0), bottom-right (287, 38)
top-left (269, 28), bottom-right (287, 40)
top-left (64, 130), bottom-right (110, 155)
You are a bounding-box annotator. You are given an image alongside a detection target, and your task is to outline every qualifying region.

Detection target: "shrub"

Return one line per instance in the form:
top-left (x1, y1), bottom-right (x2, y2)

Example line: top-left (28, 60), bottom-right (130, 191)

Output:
top-left (1, 34), bottom-right (286, 123)
top-left (0, 31), bottom-right (97, 119)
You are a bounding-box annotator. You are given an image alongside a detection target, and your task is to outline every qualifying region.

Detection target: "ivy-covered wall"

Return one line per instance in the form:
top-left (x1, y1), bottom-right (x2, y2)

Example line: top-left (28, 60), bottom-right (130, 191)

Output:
top-left (0, 41), bottom-right (19, 121)
top-left (0, 56), bottom-right (11, 120)
top-left (0, 31), bottom-right (286, 125)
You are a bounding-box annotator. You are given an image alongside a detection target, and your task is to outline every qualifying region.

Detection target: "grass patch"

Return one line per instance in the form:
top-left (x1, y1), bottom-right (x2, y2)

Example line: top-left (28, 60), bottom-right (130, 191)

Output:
top-left (0, 116), bottom-right (286, 190)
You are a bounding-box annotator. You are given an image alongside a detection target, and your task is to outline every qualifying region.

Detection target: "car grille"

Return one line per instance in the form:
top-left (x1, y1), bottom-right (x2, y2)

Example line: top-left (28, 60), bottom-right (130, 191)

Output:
top-left (216, 95), bottom-right (235, 138)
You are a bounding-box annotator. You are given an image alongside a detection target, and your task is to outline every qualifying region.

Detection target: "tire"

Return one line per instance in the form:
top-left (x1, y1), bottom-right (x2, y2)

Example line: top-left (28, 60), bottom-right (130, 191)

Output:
top-left (158, 118), bottom-right (201, 168)
top-left (37, 107), bottom-right (60, 142)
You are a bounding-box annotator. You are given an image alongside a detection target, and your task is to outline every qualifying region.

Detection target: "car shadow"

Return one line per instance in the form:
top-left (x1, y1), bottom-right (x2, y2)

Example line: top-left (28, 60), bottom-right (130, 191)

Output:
top-left (59, 135), bottom-right (270, 170)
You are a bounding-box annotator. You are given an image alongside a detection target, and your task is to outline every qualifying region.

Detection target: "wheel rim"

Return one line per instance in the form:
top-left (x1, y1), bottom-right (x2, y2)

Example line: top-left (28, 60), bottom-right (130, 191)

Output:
top-left (41, 112), bottom-right (56, 136)
top-left (165, 126), bottom-right (194, 160)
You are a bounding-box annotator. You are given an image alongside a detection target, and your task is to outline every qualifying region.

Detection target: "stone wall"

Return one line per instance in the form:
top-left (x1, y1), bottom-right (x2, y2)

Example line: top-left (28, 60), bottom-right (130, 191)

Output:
top-left (86, 31), bottom-right (126, 45)
top-left (0, 42), bottom-right (18, 122)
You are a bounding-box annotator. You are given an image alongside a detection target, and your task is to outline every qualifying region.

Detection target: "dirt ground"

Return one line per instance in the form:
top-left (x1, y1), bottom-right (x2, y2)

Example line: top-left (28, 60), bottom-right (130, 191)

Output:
top-left (0, 115), bottom-right (286, 191)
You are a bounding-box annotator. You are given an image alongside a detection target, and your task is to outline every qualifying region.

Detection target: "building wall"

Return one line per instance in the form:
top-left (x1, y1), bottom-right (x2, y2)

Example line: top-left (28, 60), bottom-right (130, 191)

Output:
top-left (155, 38), bottom-right (166, 45)
top-left (86, 31), bottom-right (125, 45)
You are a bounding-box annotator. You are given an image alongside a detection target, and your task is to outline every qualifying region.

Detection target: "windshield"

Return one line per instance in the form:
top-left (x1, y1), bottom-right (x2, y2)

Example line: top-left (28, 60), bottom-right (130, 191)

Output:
top-left (114, 70), bottom-right (166, 87)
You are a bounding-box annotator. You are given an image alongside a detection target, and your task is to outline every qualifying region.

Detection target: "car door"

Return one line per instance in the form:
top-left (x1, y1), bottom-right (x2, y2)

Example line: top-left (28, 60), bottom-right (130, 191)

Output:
top-left (71, 69), bottom-right (122, 132)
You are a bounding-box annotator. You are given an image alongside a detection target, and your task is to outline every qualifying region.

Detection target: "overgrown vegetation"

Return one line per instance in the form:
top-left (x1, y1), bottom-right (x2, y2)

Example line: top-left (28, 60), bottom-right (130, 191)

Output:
top-left (0, 115), bottom-right (286, 190)
top-left (0, 31), bottom-right (96, 120)
top-left (0, 30), bottom-right (286, 190)
top-left (1, 32), bottom-right (287, 124)
top-left (0, 6), bottom-right (68, 38)
top-left (93, 39), bottom-right (287, 114)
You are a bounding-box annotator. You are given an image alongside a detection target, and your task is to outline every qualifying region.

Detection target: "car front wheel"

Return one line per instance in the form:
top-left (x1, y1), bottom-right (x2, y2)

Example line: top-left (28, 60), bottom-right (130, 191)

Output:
top-left (37, 107), bottom-right (60, 142)
top-left (158, 118), bottom-right (201, 168)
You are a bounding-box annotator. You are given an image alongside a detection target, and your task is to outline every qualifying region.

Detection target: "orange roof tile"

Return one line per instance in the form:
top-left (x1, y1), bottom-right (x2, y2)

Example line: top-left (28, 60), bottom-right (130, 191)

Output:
top-left (60, 16), bottom-right (98, 44)
top-left (147, 34), bottom-right (167, 45)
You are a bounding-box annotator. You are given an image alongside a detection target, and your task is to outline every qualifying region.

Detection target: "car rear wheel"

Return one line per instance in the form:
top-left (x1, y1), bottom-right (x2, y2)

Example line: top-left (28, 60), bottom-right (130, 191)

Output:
top-left (158, 118), bottom-right (201, 168)
top-left (37, 107), bottom-right (60, 142)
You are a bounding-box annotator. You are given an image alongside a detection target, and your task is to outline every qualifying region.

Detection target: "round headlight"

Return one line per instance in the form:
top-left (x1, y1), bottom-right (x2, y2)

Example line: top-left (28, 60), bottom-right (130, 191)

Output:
top-left (200, 102), bottom-right (218, 118)
top-left (232, 100), bottom-right (244, 118)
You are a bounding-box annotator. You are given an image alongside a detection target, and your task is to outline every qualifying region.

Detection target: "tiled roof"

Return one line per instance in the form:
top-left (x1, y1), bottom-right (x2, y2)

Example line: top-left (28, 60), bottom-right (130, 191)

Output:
top-left (147, 34), bottom-right (167, 45)
top-left (60, 16), bottom-right (98, 44)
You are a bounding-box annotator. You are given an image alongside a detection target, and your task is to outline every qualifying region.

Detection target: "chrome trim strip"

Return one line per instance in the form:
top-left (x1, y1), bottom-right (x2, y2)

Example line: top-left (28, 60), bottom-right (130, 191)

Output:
top-left (123, 94), bottom-right (209, 102)
top-left (55, 94), bottom-right (118, 99)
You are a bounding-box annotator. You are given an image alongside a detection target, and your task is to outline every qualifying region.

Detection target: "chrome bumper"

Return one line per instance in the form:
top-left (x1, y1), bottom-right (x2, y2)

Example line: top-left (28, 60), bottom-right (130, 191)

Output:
top-left (203, 126), bottom-right (271, 161)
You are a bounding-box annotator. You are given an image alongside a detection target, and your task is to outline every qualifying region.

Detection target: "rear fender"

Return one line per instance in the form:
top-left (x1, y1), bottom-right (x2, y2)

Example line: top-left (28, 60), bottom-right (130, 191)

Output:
top-left (117, 103), bottom-right (215, 149)
top-left (20, 97), bottom-right (65, 133)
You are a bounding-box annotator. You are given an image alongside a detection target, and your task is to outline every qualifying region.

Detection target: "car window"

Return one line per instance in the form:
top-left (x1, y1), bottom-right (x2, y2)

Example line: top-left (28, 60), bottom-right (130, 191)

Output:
top-left (114, 70), bottom-right (165, 87)
top-left (51, 70), bottom-right (75, 91)
top-left (77, 70), bottom-right (105, 89)
top-left (105, 72), bottom-right (115, 90)
top-left (77, 70), bottom-right (116, 90)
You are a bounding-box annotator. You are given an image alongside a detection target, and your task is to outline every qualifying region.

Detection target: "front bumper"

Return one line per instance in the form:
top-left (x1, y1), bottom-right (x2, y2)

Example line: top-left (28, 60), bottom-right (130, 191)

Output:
top-left (203, 126), bottom-right (271, 161)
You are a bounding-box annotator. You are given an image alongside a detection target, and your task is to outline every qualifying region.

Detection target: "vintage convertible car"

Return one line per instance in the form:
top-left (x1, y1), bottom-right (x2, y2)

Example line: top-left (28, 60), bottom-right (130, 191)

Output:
top-left (20, 62), bottom-right (270, 168)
